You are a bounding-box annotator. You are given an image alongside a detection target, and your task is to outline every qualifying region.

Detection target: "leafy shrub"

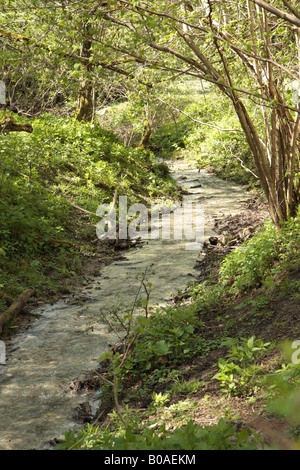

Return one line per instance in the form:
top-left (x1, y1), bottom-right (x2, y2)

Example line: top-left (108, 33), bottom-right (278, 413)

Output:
top-left (219, 210), bottom-right (300, 293)
top-left (126, 304), bottom-right (215, 375)
top-left (57, 418), bottom-right (261, 450)
top-left (219, 221), bottom-right (279, 291)
top-left (213, 336), bottom-right (272, 396)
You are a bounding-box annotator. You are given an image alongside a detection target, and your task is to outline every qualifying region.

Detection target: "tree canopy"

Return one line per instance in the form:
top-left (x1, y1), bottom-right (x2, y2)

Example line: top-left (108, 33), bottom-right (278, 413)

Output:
top-left (1, 0), bottom-right (300, 225)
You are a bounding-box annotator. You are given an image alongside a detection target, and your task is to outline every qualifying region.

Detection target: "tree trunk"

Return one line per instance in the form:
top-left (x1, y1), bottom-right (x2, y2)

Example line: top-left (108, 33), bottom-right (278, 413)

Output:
top-left (76, 36), bottom-right (94, 122)
top-left (231, 95), bottom-right (297, 227)
top-left (139, 120), bottom-right (152, 149)
top-left (76, 79), bottom-right (93, 122)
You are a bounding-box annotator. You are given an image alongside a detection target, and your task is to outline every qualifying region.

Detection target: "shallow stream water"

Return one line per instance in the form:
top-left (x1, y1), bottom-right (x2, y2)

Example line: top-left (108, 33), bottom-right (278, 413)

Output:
top-left (0, 160), bottom-right (251, 449)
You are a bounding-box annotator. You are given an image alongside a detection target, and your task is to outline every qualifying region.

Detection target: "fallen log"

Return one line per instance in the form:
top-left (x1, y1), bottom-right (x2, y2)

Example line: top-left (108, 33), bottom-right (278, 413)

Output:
top-left (0, 287), bottom-right (36, 334)
top-left (0, 116), bottom-right (33, 133)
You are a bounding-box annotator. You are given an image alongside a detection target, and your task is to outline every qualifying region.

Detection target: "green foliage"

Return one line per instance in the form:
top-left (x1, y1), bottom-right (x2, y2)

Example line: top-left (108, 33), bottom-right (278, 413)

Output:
top-left (170, 378), bottom-right (205, 397)
top-left (98, 298), bottom-right (219, 402)
top-left (57, 418), bottom-right (261, 450)
top-left (176, 89), bottom-right (256, 186)
top-left (126, 304), bottom-right (214, 375)
top-left (0, 111), bottom-right (176, 303)
top-left (219, 211), bottom-right (300, 292)
top-left (151, 391), bottom-right (170, 409)
top-left (219, 221), bottom-right (278, 291)
top-left (108, 405), bottom-right (143, 431)
top-left (99, 302), bottom-right (213, 389)
top-left (213, 336), bottom-right (272, 397)
top-left (0, 112), bottom-right (176, 254)
top-left (265, 342), bottom-right (300, 426)
top-left (223, 336), bottom-right (272, 365)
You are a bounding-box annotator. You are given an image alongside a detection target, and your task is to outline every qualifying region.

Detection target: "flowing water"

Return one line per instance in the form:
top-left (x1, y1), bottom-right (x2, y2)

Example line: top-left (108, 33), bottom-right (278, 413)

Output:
top-left (0, 160), bottom-right (251, 450)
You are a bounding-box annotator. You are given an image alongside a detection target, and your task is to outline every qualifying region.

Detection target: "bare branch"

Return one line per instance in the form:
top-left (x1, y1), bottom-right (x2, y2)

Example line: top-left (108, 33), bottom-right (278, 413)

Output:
top-left (249, 0), bottom-right (300, 27)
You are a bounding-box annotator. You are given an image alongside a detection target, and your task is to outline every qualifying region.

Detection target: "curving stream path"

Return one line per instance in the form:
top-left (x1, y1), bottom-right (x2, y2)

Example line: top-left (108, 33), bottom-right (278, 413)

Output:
top-left (0, 160), bottom-right (251, 450)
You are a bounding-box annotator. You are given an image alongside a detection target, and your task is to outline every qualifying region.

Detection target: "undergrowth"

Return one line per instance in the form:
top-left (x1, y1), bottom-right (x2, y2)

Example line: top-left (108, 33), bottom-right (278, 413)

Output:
top-left (57, 208), bottom-right (300, 450)
top-left (0, 111), bottom-right (177, 308)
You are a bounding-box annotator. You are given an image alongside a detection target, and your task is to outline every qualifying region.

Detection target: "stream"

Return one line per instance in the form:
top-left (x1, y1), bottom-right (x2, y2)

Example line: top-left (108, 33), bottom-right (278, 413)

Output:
top-left (0, 160), bottom-right (251, 450)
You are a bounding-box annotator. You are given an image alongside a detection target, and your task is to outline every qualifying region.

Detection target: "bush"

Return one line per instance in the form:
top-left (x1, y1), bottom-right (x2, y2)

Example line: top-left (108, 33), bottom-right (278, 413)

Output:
top-left (213, 336), bottom-right (272, 397)
top-left (219, 221), bottom-right (279, 291)
top-left (115, 303), bottom-right (217, 379)
top-left (219, 210), bottom-right (300, 293)
top-left (57, 418), bottom-right (261, 450)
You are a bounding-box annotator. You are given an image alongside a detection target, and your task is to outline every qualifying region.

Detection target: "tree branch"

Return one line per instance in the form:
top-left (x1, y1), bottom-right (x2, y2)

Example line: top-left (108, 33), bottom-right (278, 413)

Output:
top-left (249, 0), bottom-right (300, 27)
top-left (281, 0), bottom-right (300, 21)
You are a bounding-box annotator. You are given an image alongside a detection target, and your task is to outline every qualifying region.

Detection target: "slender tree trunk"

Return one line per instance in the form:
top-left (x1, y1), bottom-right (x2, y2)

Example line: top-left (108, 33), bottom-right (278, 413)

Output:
top-left (139, 97), bottom-right (152, 149)
top-left (229, 94), bottom-right (292, 227)
top-left (76, 36), bottom-right (94, 122)
top-left (76, 78), bottom-right (93, 122)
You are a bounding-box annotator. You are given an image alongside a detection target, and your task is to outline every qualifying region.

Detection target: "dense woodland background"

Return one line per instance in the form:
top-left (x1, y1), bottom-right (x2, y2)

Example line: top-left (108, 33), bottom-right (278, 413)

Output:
top-left (0, 0), bottom-right (300, 450)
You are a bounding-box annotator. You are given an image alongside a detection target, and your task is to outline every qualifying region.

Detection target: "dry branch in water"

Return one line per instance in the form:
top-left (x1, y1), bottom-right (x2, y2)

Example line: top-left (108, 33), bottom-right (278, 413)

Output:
top-left (0, 287), bottom-right (36, 333)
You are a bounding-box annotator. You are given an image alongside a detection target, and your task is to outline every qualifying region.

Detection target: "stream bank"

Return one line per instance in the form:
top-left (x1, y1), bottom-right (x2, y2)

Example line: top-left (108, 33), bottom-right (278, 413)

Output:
top-left (0, 160), bottom-right (260, 450)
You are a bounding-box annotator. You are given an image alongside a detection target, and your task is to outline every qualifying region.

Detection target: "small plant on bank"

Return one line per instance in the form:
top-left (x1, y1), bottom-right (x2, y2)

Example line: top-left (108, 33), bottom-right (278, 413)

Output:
top-left (219, 221), bottom-right (279, 291)
top-left (170, 378), bottom-right (205, 397)
top-left (151, 391), bottom-right (170, 410)
top-left (213, 336), bottom-right (272, 397)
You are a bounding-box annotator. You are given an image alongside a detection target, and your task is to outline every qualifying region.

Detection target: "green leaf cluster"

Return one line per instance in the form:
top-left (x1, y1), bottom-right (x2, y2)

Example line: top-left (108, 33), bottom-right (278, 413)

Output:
top-left (57, 418), bottom-right (261, 450)
top-left (213, 336), bottom-right (272, 397)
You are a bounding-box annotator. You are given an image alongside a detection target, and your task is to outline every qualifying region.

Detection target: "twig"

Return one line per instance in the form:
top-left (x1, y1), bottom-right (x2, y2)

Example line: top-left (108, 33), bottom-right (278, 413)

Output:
top-left (113, 368), bottom-right (128, 429)
top-left (95, 368), bottom-right (128, 429)
top-left (141, 280), bottom-right (151, 318)
top-left (94, 266), bottom-right (153, 430)
top-left (235, 156), bottom-right (259, 178)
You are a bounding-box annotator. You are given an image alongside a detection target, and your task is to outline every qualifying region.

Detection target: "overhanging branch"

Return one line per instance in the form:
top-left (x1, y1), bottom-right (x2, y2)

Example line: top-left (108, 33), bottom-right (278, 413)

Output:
top-left (249, 0), bottom-right (300, 28)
